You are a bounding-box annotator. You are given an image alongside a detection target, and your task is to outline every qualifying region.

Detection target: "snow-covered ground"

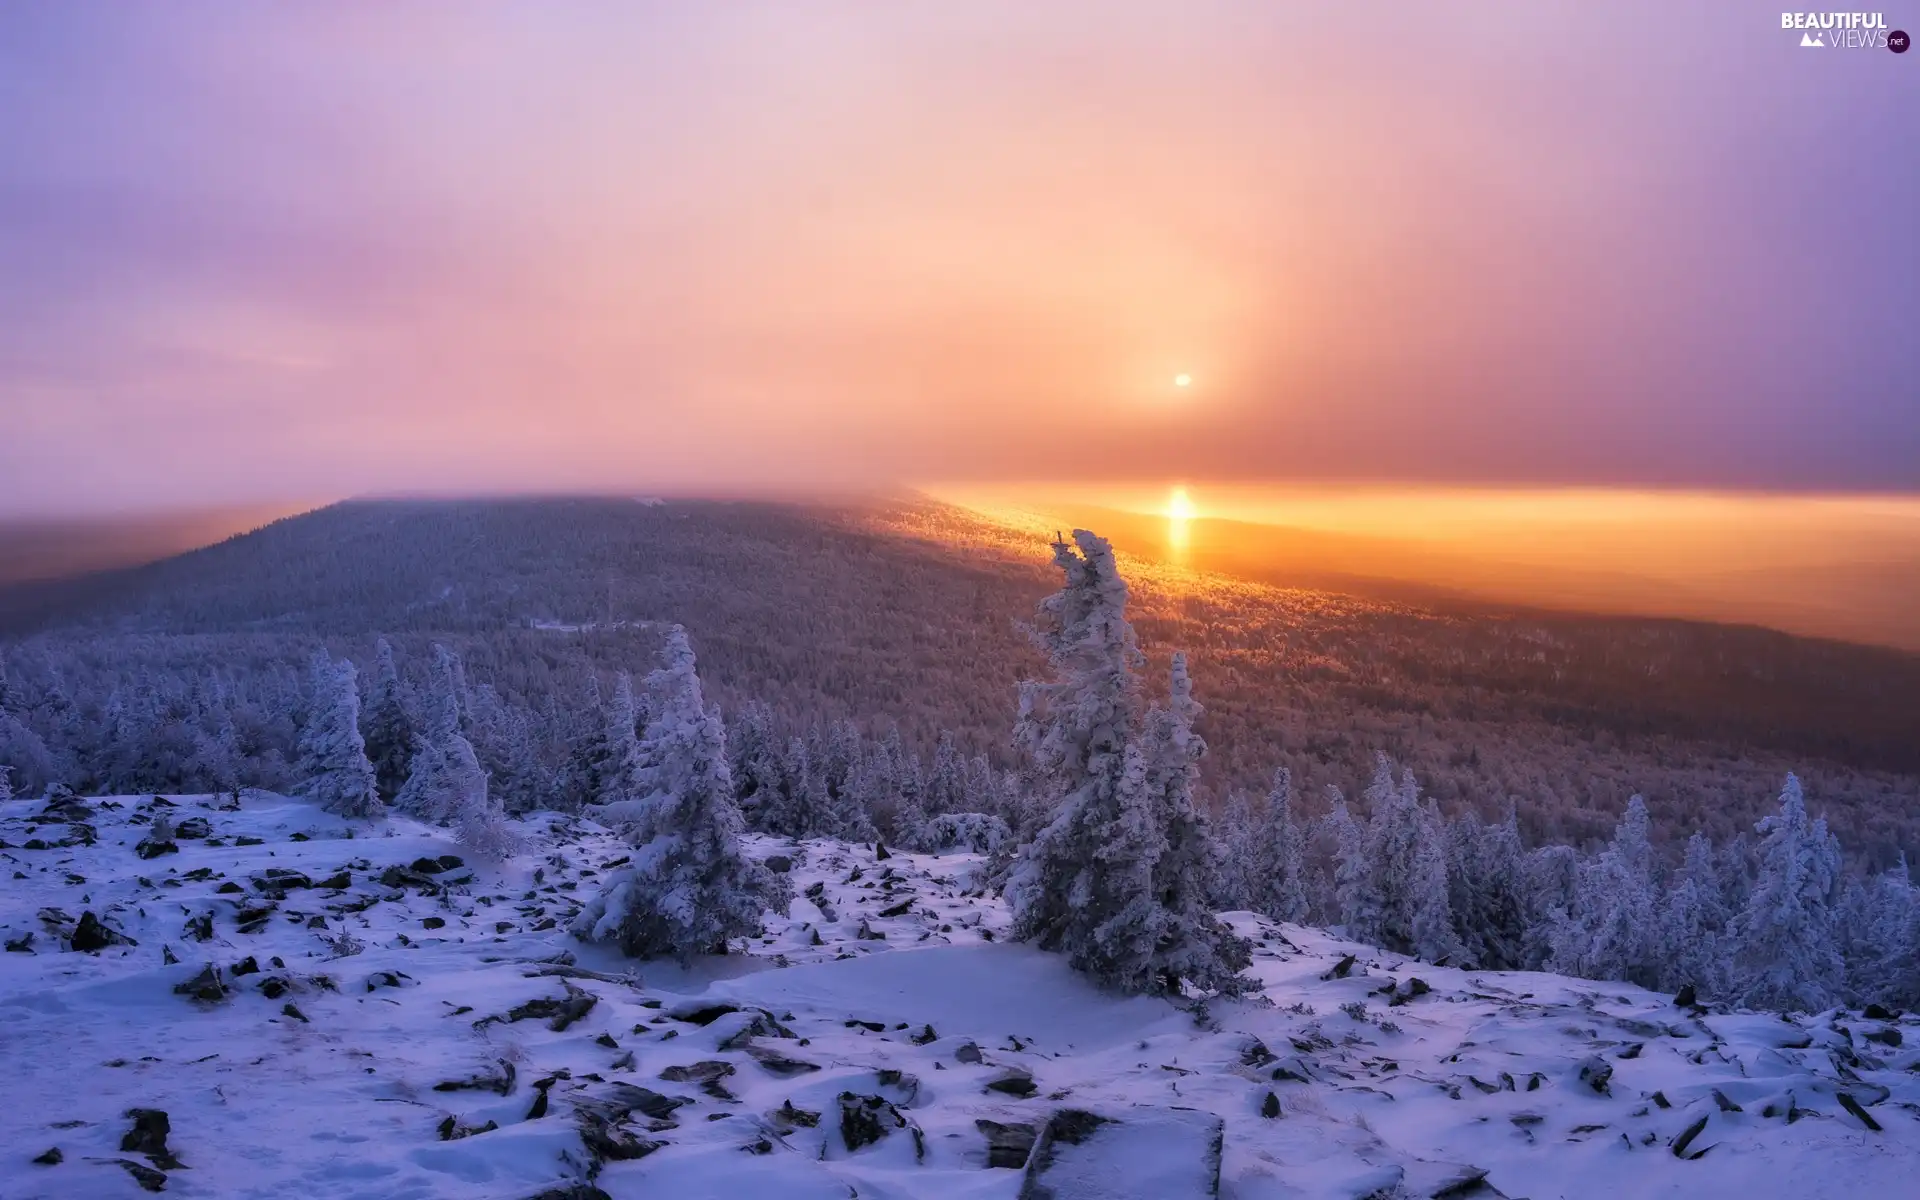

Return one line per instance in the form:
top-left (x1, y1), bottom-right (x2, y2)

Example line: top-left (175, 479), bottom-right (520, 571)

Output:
top-left (3, 793), bottom-right (1916, 1199)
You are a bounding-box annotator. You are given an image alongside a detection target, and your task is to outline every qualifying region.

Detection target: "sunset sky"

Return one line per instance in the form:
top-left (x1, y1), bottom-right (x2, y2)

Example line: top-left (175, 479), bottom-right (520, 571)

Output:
top-left (1, 3), bottom-right (1914, 516)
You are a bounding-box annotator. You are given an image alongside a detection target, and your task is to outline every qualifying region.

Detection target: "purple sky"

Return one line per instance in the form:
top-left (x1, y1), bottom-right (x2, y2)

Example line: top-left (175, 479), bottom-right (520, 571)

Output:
top-left (0, 3), bottom-right (1914, 516)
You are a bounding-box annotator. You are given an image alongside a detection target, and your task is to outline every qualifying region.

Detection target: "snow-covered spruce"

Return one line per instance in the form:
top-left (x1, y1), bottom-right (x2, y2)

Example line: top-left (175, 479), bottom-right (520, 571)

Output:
top-left (294, 651), bottom-right (381, 819)
top-left (1004, 530), bottom-right (1249, 997)
top-left (573, 626), bottom-right (789, 962)
top-left (360, 636), bottom-right (415, 805)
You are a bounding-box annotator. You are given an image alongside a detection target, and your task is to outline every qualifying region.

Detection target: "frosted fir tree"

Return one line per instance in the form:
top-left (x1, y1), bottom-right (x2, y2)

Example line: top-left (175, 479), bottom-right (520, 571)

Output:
top-left (1131, 653), bottom-right (1251, 994)
top-left (823, 754), bottom-right (879, 843)
top-left (1839, 856), bottom-right (1915, 1004)
top-left (1409, 802), bottom-right (1464, 963)
top-left (1660, 830), bottom-right (1732, 997)
top-left (1732, 774), bottom-right (1844, 1012)
top-left (1552, 796), bottom-right (1661, 987)
top-left (754, 736), bottom-right (832, 839)
top-left (446, 728), bottom-right (518, 857)
top-left (927, 731), bottom-right (966, 818)
top-left (1004, 532), bottom-right (1247, 997)
top-left (572, 627), bottom-right (788, 963)
top-left (726, 701), bottom-right (784, 818)
top-left (0, 764), bottom-right (12, 803)
top-left (591, 672), bottom-right (650, 826)
top-left (1447, 809), bottom-right (1529, 971)
top-left (1328, 797), bottom-right (1371, 936)
top-left (1213, 789), bottom-right (1257, 910)
top-left (1256, 767), bottom-right (1310, 924)
top-left (558, 674), bottom-right (612, 813)
top-left (295, 653), bottom-right (381, 819)
top-left (396, 644), bottom-right (473, 823)
top-left (361, 637), bottom-right (415, 804)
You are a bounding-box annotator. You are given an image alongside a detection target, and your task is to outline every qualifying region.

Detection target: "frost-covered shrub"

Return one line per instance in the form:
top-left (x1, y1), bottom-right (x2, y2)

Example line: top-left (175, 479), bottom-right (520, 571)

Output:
top-left (922, 812), bottom-right (1010, 854)
top-left (572, 627), bottom-right (789, 963)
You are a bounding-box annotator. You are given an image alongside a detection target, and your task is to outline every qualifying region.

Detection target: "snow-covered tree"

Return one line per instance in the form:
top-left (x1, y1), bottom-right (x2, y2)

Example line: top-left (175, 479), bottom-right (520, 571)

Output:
top-left (1004, 532), bottom-right (1247, 997)
top-left (361, 637), bottom-right (414, 804)
top-left (0, 764), bottom-right (12, 803)
top-left (1255, 768), bottom-right (1310, 923)
top-left (727, 701), bottom-right (783, 818)
top-left (1335, 754), bottom-right (1460, 961)
top-left (927, 731), bottom-right (966, 818)
top-left (573, 626), bottom-right (788, 963)
top-left (1446, 808), bottom-right (1529, 971)
top-left (592, 672), bottom-right (649, 822)
top-left (1212, 789), bottom-right (1257, 910)
top-left (1660, 830), bottom-right (1731, 997)
top-left (1731, 774), bottom-right (1844, 1012)
top-left (395, 644), bottom-right (478, 824)
top-left (295, 653), bottom-right (381, 819)
top-left (1551, 796), bottom-right (1661, 987)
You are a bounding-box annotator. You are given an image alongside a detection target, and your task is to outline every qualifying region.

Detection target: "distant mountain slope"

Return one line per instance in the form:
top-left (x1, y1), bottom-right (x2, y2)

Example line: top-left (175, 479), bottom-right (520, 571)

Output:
top-left (1, 495), bottom-right (1916, 858)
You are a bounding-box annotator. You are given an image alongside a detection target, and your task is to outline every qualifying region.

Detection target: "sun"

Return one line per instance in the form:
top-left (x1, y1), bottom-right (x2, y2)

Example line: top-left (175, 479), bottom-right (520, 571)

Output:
top-left (1168, 487), bottom-right (1196, 522)
top-left (1173, 373), bottom-right (1192, 388)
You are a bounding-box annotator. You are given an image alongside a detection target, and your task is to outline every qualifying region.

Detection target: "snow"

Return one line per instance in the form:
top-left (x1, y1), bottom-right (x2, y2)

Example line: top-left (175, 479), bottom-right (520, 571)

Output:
top-left (5, 792), bottom-right (1920, 1199)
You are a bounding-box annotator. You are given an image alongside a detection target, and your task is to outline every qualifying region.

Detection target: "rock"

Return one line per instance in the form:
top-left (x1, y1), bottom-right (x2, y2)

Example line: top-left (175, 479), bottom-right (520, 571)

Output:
top-left (282, 1002), bottom-right (309, 1022)
top-left (955, 1041), bottom-right (985, 1064)
top-left (978, 1118), bottom-right (1038, 1168)
top-left (120, 1108), bottom-right (183, 1169)
top-left (771, 1099), bottom-right (821, 1130)
top-left (838, 1091), bottom-right (910, 1153)
top-left (313, 871), bottom-right (351, 890)
top-left (523, 1186), bottom-right (612, 1200)
top-left (173, 817), bottom-right (212, 839)
top-left (259, 976), bottom-right (291, 999)
top-left (746, 1045), bottom-right (822, 1077)
top-left (366, 970), bottom-right (415, 992)
top-left (434, 1060), bottom-right (516, 1095)
top-left (1020, 1106), bottom-right (1223, 1200)
top-left (410, 856), bottom-right (448, 874)
top-left (1863, 1002), bottom-right (1896, 1020)
top-left (422, 916), bottom-right (446, 929)
top-left (230, 955), bottom-right (260, 976)
top-left (32, 1146), bottom-right (62, 1165)
top-left (986, 1068), bottom-right (1037, 1097)
top-left (173, 964), bottom-right (227, 1003)
top-left (70, 910), bottom-right (130, 952)
top-left (1837, 1092), bottom-right (1883, 1132)
top-left (216, 881), bottom-right (244, 895)
top-left (874, 843), bottom-right (891, 860)
top-left (1261, 1091), bottom-right (1282, 1118)
top-left (912, 1024), bottom-right (939, 1045)
top-left (113, 1159), bottom-right (169, 1192)
top-left (1670, 1114), bottom-right (1710, 1158)
top-left (878, 898), bottom-right (916, 918)
top-left (764, 855), bottom-right (793, 873)
top-left (1864, 1026), bottom-right (1902, 1047)
top-left (661, 1060), bottom-right (736, 1098)
top-left (601, 1083), bottom-right (691, 1122)
top-left (182, 913), bottom-right (214, 941)
top-left (1322, 954), bottom-right (1358, 980)
top-left (1576, 1055), bottom-right (1612, 1096)
top-left (508, 981), bottom-right (598, 1031)
top-left (1673, 983), bottom-right (1698, 1008)
top-left (134, 837), bottom-right (179, 860)
top-left (669, 1002), bottom-right (739, 1026)
top-left (5, 932), bottom-right (33, 953)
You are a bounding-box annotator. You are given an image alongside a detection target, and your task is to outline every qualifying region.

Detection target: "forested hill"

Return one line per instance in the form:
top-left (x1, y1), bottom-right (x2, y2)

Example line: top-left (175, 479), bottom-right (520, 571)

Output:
top-left (1, 495), bottom-right (1917, 860)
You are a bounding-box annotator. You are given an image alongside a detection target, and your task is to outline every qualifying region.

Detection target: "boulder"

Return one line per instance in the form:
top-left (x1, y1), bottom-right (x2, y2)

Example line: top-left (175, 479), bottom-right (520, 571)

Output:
top-left (978, 1118), bottom-right (1038, 1168)
top-left (1018, 1106), bottom-right (1223, 1200)
top-left (70, 911), bottom-right (131, 952)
